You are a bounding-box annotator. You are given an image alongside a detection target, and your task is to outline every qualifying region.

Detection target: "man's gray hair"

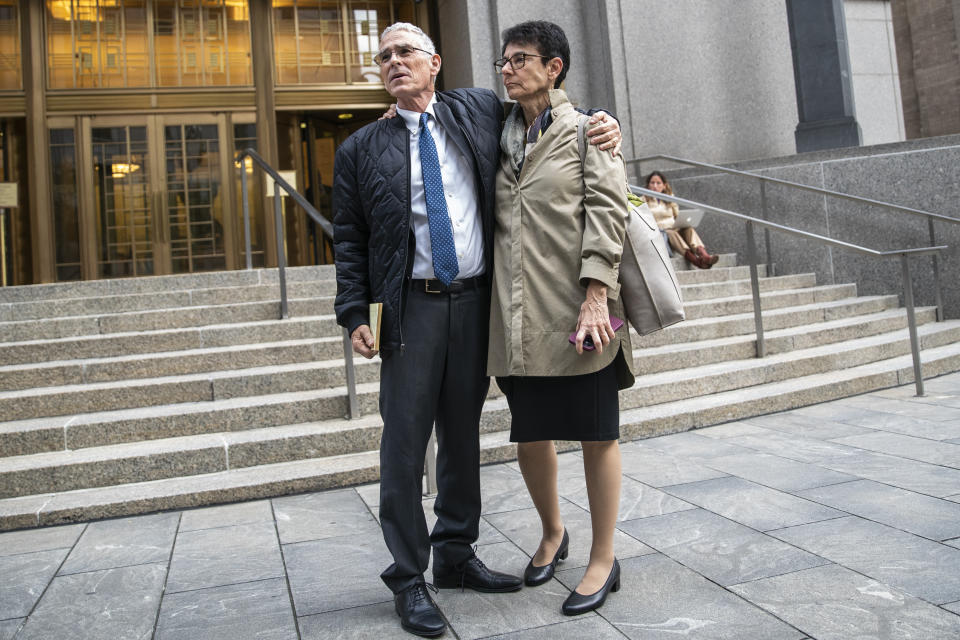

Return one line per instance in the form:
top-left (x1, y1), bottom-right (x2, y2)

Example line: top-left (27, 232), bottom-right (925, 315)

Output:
top-left (379, 22), bottom-right (436, 55)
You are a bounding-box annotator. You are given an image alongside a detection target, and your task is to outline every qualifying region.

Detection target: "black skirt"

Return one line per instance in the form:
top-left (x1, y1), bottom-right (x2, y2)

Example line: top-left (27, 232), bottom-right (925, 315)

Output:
top-left (497, 348), bottom-right (623, 443)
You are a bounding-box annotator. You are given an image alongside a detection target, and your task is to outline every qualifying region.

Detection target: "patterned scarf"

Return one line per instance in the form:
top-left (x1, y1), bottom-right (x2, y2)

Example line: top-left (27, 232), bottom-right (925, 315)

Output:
top-left (500, 104), bottom-right (553, 178)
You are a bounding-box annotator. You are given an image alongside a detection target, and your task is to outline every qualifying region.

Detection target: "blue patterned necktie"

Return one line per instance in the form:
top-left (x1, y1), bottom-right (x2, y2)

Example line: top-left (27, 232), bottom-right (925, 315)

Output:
top-left (419, 112), bottom-right (459, 286)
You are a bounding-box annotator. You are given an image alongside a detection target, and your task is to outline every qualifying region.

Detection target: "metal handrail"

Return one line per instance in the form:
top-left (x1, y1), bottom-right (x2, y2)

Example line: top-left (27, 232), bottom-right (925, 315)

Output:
top-left (628, 154), bottom-right (959, 321)
top-left (237, 148), bottom-right (359, 419)
top-left (630, 185), bottom-right (947, 396)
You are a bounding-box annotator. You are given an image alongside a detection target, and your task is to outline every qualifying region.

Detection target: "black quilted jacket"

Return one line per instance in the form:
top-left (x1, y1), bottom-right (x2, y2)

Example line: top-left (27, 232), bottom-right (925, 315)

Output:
top-left (333, 88), bottom-right (504, 353)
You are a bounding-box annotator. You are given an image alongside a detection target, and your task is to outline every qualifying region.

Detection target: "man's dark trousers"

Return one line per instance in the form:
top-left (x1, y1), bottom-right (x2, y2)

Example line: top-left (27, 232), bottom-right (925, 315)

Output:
top-left (378, 281), bottom-right (490, 593)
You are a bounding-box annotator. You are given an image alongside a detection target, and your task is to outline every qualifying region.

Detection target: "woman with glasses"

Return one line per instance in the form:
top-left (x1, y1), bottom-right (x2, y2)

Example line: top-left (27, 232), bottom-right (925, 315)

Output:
top-left (487, 20), bottom-right (633, 616)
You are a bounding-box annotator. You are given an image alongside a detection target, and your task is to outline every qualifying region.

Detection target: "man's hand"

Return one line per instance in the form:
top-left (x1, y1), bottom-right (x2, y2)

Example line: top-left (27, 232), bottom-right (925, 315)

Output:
top-left (379, 104), bottom-right (398, 120)
top-left (351, 324), bottom-right (378, 358)
top-left (586, 111), bottom-right (622, 156)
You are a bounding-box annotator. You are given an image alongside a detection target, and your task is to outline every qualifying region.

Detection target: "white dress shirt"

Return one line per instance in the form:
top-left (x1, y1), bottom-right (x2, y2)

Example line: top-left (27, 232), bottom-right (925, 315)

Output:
top-left (397, 95), bottom-right (484, 280)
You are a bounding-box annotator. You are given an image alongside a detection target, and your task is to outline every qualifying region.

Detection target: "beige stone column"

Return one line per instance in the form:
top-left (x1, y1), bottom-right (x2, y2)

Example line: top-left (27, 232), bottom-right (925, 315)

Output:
top-left (20, 0), bottom-right (55, 282)
top-left (250, 0), bottom-right (279, 267)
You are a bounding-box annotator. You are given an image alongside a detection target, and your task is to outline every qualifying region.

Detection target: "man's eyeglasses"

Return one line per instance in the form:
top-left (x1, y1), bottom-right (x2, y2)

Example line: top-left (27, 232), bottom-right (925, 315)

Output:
top-left (493, 52), bottom-right (551, 73)
top-left (373, 45), bottom-right (434, 66)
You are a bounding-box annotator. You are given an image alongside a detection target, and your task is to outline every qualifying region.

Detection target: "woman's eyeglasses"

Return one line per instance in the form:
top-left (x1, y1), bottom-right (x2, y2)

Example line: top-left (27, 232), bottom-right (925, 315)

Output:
top-left (494, 52), bottom-right (551, 73)
top-left (373, 45), bottom-right (434, 66)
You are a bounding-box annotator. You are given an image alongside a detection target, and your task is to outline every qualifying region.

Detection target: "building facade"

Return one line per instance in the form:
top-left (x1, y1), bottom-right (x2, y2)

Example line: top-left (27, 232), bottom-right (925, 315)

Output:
top-left (0, 0), bottom-right (938, 287)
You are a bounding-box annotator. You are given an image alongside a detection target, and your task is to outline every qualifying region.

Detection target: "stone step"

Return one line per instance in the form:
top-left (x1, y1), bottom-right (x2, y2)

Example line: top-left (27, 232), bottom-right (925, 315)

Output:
top-left (3, 339), bottom-right (959, 532)
top-left (0, 449), bottom-right (380, 531)
top-left (675, 263), bottom-right (767, 286)
top-left (1, 306), bottom-right (939, 456)
top-left (634, 306), bottom-right (939, 375)
top-left (2, 301), bottom-right (926, 395)
top-left (3, 319), bottom-right (957, 494)
top-left (677, 273), bottom-right (815, 302)
top-left (0, 317), bottom-right (346, 366)
top-left (0, 297), bottom-right (338, 343)
top-left (0, 265), bottom-right (336, 304)
top-left (0, 282), bottom-right (337, 322)
top-left (671, 252), bottom-right (738, 271)
top-left (635, 294), bottom-right (899, 348)
top-left (681, 283), bottom-right (856, 320)
top-left (0, 382), bottom-right (382, 459)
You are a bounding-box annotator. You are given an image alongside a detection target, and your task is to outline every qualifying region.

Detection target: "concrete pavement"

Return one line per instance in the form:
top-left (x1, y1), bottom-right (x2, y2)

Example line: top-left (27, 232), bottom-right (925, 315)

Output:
top-left (2, 372), bottom-right (960, 639)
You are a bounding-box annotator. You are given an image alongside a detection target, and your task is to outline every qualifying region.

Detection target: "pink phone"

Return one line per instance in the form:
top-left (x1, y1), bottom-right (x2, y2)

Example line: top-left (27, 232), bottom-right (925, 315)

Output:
top-left (569, 315), bottom-right (624, 351)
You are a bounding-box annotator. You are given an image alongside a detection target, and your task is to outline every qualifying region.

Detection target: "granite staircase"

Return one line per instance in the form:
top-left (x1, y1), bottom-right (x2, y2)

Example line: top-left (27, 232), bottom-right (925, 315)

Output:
top-left (2, 256), bottom-right (960, 531)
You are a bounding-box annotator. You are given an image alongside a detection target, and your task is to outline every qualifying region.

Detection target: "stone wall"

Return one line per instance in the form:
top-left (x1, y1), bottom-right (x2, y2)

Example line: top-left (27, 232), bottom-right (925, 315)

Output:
top-left (650, 135), bottom-right (960, 317)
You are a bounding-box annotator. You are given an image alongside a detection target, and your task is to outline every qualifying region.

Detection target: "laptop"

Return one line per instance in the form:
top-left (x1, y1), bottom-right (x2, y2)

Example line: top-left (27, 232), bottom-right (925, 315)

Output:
top-left (677, 208), bottom-right (705, 228)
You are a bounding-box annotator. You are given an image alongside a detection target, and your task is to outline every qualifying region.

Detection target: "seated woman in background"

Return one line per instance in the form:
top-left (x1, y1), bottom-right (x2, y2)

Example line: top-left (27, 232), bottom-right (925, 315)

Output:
top-left (643, 171), bottom-right (719, 269)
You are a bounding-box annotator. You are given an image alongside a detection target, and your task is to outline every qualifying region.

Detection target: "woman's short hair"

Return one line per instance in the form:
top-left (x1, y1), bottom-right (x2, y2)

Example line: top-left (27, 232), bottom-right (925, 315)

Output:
top-left (380, 22), bottom-right (436, 56)
top-left (500, 20), bottom-right (569, 89)
top-left (645, 171), bottom-right (674, 196)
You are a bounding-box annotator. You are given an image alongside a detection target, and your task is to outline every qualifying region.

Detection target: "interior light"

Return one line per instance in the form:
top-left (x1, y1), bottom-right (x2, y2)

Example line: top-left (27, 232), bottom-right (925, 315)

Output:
top-left (338, 113), bottom-right (353, 120)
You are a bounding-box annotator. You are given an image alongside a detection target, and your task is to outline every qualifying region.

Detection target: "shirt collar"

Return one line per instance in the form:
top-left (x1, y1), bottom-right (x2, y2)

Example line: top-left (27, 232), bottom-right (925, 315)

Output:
top-left (397, 94), bottom-right (438, 133)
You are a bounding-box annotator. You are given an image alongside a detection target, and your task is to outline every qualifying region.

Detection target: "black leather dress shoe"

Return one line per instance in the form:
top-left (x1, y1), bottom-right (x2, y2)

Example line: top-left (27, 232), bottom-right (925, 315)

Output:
top-left (395, 583), bottom-right (445, 637)
top-left (524, 529), bottom-right (569, 586)
top-left (561, 558), bottom-right (620, 616)
top-left (434, 554), bottom-right (523, 593)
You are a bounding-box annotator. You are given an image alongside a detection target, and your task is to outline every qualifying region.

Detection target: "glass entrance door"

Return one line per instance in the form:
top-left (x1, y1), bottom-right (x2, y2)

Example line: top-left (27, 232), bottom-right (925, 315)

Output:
top-left (92, 124), bottom-right (153, 277)
top-left (163, 123), bottom-right (225, 273)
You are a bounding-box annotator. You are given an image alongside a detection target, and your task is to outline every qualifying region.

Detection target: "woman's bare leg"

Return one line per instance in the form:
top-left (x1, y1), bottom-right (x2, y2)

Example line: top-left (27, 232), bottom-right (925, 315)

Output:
top-left (576, 440), bottom-right (621, 594)
top-left (517, 440), bottom-right (565, 565)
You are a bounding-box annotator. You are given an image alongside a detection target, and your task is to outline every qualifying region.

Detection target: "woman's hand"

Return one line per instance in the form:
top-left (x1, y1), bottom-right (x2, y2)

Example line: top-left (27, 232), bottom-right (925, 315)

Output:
top-left (575, 280), bottom-right (614, 354)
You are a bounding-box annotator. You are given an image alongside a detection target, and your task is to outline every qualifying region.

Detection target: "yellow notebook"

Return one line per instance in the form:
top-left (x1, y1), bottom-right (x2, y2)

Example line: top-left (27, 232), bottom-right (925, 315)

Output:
top-left (369, 302), bottom-right (383, 351)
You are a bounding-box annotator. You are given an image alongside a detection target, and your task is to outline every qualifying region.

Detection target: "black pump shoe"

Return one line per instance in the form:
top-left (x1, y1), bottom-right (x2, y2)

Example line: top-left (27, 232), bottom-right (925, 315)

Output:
top-left (561, 558), bottom-right (620, 616)
top-left (524, 530), bottom-right (569, 586)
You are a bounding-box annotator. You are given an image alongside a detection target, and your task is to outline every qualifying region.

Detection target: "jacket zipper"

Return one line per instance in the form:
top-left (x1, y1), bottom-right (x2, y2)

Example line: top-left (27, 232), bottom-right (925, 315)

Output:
top-left (398, 126), bottom-right (413, 354)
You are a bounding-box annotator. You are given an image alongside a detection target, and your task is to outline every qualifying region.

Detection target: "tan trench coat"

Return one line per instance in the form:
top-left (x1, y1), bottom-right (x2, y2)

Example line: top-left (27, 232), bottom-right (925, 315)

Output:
top-left (487, 90), bottom-right (634, 387)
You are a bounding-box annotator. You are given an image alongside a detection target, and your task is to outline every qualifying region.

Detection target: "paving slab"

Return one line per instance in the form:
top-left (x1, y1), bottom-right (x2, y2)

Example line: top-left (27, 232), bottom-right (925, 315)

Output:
top-left (58, 512), bottom-right (178, 575)
top-left (830, 407), bottom-right (960, 441)
top-left (482, 616), bottom-right (625, 639)
top-left (812, 448), bottom-right (960, 497)
top-left (945, 602), bottom-right (960, 615)
top-left (165, 521), bottom-right (284, 593)
top-left (0, 548), bottom-right (67, 619)
top-left (742, 412), bottom-right (877, 439)
top-left (297, 600), bottom-right (405, 639)
top-left (178, 499), bottom-right (275, 532)
top-left (695, 422), bottom-right (771, 439)
top-left (155, 577), bottom-right (298, 640)
top-left (830, 431), bottom-right (960, 469)
top-left (0, 523), bottom-right (84, 557)
top-left (797, 479), bottom-right (960, 541)
top-left (697, 451), bottom-right (856, 492)
top-left (619, 508), bottom-right (828, 586)
top-left (433, 541), bottom-right (571, 640)
top-left (480, 464), bottom-right (535, 515)
top-left (730, 564), bottom-right (960, 640)
top-left (0, 619), bottom-right (22, 640)
top-left (484, 500), bottom-right (654, 571)
top-left (566, 474), bottom-right (696, 523)
top-left (282, 529), bottom-right (393, 617)
top-left (558, 553), bottom-right (806, 639)
top-left (14, 563), bottom-right (166, 640)
top-left (643, 432), bottom-right (757, 460)
top-left (272, 488), bottom-right (378, 545)
top-left (838, 394), bottom-right (960, 423)
top-left (723, 431), bottom-right (863, 464)
top-left (663, 476), bottom-right (844, 531)
top-left (770, 515), bottom-right (960, 605)
top-left (619, 442), bottom-right (729, 487)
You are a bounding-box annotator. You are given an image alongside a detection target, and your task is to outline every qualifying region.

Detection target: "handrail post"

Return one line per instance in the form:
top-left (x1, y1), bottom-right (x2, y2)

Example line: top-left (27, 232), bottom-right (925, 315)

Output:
top-left (274, 187), bottom-right (289, 319)
top-left (425, 430), bottom-right (438, 495)
top-left (746, 221), bottom-right (766, 357)
top-left (241, 157), bottom-right (253, 270)
top-left (342, 327), bottom-right (359, 419)
top-left (901, 254), bottom-right (925, 396)
top-left (760, 180), bottom-right (774, 276)
top-left (928, 218), bottom-right (944, 322)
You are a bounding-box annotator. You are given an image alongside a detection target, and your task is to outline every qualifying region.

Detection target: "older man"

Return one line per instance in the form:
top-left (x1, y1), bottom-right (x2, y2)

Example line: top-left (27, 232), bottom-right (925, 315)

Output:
top-left (333, 22), bottom-right (619, 637)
